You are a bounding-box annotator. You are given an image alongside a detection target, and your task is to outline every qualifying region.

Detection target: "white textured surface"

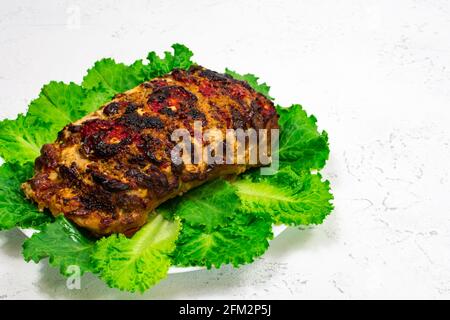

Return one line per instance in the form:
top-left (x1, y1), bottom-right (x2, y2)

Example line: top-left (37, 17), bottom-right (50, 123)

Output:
top-left (1, 0), bottom-right (450, 299)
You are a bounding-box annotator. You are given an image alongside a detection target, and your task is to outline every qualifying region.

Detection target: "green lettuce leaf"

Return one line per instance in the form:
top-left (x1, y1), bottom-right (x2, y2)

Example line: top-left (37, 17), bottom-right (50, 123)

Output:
top-left (277, 104), bottom-right (329, 170)
top-left (0, 83), bottom-right (112, 164)
top-left (146, 43), bottom-right (194, 78)
top-left (82, 58), bottom-right (146, 95)
top-left (0, 115), bottom-right (56, 164)
top-left (172, 179), bottom-right (239, 230)
top-left (91, 214), bottom-right (181, 293)
top-left (0, 162), bottom-right (51, 230)
top-left (27, 82), bottom-right (95, 130)
top-left (82, 43), bottom-right (194, 94)
top-left (172, 210), bottom-right (273, 269)
top-left (22, 216), bottom-right (94, 276)
top-left (225, 68), bottom-right (273, 99)
top-left (167, 179), bottom-right (273, 268)
top-left (82, 83), bottom-right (116, 113)
top-left (234, 166), bottom-right (333, 226)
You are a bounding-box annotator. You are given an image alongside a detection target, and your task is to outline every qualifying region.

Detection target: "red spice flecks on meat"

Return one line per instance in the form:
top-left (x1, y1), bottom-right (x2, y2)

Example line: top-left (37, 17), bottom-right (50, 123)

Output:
top-left (253, 97), bottom-right (276, 118)
top-left (261, 104), bottom-right (276, 117)
top-left (228, 83), bottom-right (249, 101)
top-left (147, 85), bottom-right (197, 114)
top-left (151, 79), bottom-right (169, 87)
top-left (199, 82), bottom-right (216, 97)
top-left (81, 119), bottom-right (130, 144)
top-left (80, 119), bottom-right (111, 138)
top-left (29, 173), bottom-right (53, 191)
top-left (80, 119), bottom-right (133, 158)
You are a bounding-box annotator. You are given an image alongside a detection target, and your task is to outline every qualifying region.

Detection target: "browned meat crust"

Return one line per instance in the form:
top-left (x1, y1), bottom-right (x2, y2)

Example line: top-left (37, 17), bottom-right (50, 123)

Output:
top-left (21, 66), bottom-right (279, 236)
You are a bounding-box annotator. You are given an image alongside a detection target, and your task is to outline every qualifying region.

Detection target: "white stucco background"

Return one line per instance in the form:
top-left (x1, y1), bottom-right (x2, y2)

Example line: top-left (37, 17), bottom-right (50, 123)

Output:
top-left (0, 0), bottom-right (449, 299)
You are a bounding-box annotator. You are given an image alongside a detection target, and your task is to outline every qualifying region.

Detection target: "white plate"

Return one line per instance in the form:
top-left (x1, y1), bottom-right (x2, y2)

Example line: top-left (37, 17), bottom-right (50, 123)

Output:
top-left (20, 224), bottom-right (287, 274)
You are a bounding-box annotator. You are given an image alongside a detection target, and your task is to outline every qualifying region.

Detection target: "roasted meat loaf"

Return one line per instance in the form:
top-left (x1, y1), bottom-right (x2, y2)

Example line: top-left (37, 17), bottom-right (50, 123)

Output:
top-left (21, 66), bottom-right (279, 236)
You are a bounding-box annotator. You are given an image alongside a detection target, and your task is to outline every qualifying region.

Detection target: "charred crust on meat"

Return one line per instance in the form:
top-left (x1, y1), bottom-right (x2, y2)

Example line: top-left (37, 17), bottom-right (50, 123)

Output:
top-left (82, 132), bottom-right (132, 158)
top-left (141, 82), bottom-right (153, 89)
top-left (171, 159), bottom-right (184, 176)
top-left (249, 100), bottom-right (266, 129)
top-left (67, 124), bottom-right (82, 133)
top-left (118, 112), bottom-right (164, 130)
top-left (250, 100), bottom-right (261, 112)
top-left (199, 69), bottom-right (232, 82)
top-left (138, 135), bottom-right (166, 164)
top-left (159, 107), bottom-right (176, 117)
top-left (59, 163), bottom-right (80, 186)
top-left (187, 65), bottom-right (203, 73)
top-left (91, 171), bottom-right (130, 192)
top-left (28, 172), bottom-right (51, 191)
top-left (127, 154), bottom-right (148, 166)
top-left (231, 107), bottom-right (246, 129)
top-left (124, 103), bottom-right (139, 114)
top-left (115, 194), bottom-right (146, 212)
top-left (95, 137), bottom-right (131, 158)
top-left (236, 80), bottom-right (253, 91)
top-left (80, 119), bottom-right (133, 158)
top-left (170, 69), bottom-right (185, 81)
top-left (142, 79), bottom-right (169, 89)
top-left (125, 168), bottom-right (153, 189)
top-left (80, 189), bottom-right (115, 213)
top-left (147, 85), bottom-right (198, 114)
top-left (35, 144), bottom-right (59, 170)
top-left (146, 166), bottom-right (171, 197)
top-left (171, 68), bottom-right (200, 85)
top-left (103, 102), bottom-right (121, 116)
top-left (125, 166), bottom-right (172, 197)
top-left (186, 108), bottom-right (206, 121)
top-left (57, 128), bottom-right (66, 141)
